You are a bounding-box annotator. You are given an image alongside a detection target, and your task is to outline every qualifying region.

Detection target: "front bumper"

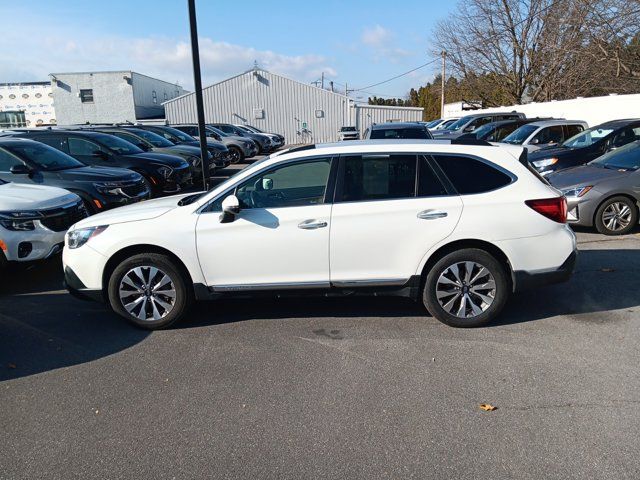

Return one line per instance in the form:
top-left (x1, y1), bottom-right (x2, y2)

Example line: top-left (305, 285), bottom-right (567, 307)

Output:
top-left (1, 223), bottom-right (67, 262)
top-left (513, 250), bottom-right (577, 292)
top-left (160, 167), bottom-right (193, 193)
top-left (64, 266), bottom-right (104, 302)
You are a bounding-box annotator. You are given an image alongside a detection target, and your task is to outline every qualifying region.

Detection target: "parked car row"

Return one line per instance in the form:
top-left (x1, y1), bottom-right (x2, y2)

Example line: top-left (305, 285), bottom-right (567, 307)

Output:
top-left (0, 122), bottom-right (286, 268)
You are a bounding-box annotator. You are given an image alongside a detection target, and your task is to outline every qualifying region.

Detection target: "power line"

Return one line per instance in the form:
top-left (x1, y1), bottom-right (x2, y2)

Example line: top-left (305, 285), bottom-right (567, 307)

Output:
top-left (352, 59), bottom-right (440, 92)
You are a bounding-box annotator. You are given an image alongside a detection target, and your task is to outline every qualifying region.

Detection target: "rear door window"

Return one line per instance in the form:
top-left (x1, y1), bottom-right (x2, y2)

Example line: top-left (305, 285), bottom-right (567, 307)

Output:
top-left (432, 155), bottom-right (512, 194)
top-left (565, 124), bottom-right (584, 139)
top-left (339, 154), bottom-right (417, 201)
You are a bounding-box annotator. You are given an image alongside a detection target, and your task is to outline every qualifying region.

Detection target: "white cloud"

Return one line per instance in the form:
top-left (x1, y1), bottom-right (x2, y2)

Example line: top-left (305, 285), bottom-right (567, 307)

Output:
top-left (361, 25), bottom-right (391, 47)
top-left (359, 25), bottom-right (411, 63)
top-left (0, 29), bottom-right (337, 90)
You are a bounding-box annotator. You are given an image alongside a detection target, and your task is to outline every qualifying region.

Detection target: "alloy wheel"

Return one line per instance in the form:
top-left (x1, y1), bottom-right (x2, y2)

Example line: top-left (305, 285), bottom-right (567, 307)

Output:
top-left (436, 261), bottom-right (496, 319)
top-left (229, 148), bottom-right (241, 163)
top-left (118, 266), bottom-right (177, 321)
top-left (602, 202), bottom-right (632, 232)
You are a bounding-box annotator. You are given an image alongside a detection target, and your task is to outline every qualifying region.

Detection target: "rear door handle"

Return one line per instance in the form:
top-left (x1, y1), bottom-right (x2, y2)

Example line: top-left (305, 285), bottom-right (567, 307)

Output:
top-left (417, 209), bottom-right (448, 220)
top-left (298, 219), bottom-right (328, 230)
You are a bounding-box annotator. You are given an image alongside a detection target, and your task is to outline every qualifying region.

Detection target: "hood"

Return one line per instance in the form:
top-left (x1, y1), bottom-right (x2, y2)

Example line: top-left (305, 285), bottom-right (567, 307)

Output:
top-left (58, 166), bottom-right (142, 182)
top-left (225, 135), bottom-right (253, 144)
top-left (124, 152), bottom-right (188, 168)
top-left (547, 164), bottom-right (627, 189)
top-left (72, 193), bottom-right (193, 229)
top-left (0, 182), bottom-right (79, 211)
top-left (431, 129), bottom-right (457, 136)
top-left (182, 140), bottom-right (227, 152)
top-left (528, 145), bottom-right (571, 160)
top-left (166, 144), bottom-right (203, 157)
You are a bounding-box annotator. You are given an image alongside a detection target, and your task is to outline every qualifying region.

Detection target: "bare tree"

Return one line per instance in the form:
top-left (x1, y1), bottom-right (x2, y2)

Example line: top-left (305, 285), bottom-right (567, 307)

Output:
top-left (433, 0), bottom-right (640, 104)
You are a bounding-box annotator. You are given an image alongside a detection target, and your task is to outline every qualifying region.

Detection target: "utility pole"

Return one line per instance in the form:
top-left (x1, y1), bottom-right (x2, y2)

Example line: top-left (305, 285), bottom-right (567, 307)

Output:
top-left (188, 0), bottom-right (209, 190)
top-left (440, 50), bottom-right (446, 119)
top-left (345, 83), bottom-right (348, 96)
top-left (321, 72), bottom-right (324, 90)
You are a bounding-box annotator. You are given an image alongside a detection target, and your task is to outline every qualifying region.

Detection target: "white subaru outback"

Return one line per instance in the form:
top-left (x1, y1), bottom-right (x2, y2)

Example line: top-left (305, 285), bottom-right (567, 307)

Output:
top-left (63, 140), bottom-right (576, 329)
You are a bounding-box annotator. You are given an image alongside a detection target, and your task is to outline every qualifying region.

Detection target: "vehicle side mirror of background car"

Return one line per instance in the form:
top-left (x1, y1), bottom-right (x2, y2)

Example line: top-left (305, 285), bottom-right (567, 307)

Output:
top-left (220, 194), bottom-right (240, 223)
top-left (137, 143), bottom-right (151, 152)
top-left (91, 150), bottom-right (109, 159)
top-left (530, 138), bottom-right (540, 145)
top-left (10, 164), bottom-right (31, 175)
top-left (463, 125), bottom-right (475, 132)
top-left (262, 178), bottom-right (273, 190)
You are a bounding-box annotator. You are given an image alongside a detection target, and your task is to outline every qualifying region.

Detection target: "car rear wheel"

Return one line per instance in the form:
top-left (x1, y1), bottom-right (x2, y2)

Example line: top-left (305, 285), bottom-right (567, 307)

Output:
top-left (107, 253), bottom-right (192, 330)
top-left (594, 196), bottom-right (638, 235)
top-left (423, 248), bottom-right (509, 328)
top-left (228, 146), bottom-right (243, 164)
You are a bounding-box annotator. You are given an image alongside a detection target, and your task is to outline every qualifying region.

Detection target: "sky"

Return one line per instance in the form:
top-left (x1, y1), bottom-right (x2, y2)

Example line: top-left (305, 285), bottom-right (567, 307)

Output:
top-left (0, 0), bottom-right (455, 101)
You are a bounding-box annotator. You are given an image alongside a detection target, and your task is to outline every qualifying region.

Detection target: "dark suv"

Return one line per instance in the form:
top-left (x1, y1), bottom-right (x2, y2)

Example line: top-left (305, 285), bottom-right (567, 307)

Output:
top-left (528, 119), bottom-right (640, 176)
top-left (364, 122), bottom-right (433, 140)
top-left (127, 125), bottom-right (231, 169)
top-left (209, 123), bottom-right (273, 153)
top-left (89, 127), bottom-right (219, 185)
top-left (0, 138), bottom-right (149, 213)
top-left (11, 130), bottom-right (192, 196)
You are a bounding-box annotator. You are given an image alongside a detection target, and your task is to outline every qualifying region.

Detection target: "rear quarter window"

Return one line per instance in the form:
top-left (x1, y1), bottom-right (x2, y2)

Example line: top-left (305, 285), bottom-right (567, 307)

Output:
top-left (432, 154), bottom-right (513, 194)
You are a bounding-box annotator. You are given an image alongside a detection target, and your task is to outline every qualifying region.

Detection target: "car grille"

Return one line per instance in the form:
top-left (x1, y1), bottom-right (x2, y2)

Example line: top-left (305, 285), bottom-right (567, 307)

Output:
top-left (40, 201), bottom-right (89, 232)
top-left (121, 181), bottom-right (148, 198)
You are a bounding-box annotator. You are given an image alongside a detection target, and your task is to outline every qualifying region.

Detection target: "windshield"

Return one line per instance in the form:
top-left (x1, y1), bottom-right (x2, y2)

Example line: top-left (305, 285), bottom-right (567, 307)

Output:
top-left (179, 155), bottom-right (273, 205)
top-left (340, 127), bottom-right (357, 132)
top-left (471, 123), bottom-right (496, 139)
top-left (425, 120), bottom-right (441, 128)
top-left (96, 133), bottom-right (144, 154)
top-left (128, 129), bottom-right (174, 148)
top-left (153, 126), bottom-right (195, 142)
top-left (502, 125), bottom-right (537, 145)
top-left (207, 126), bottom-right (228, 137)
top-left (5, 142), bottom-right (84, 171)
top-left (446, 115), bottom-right (475, 131)
top-left (246, 125), bottom-right (263, 133)
top-left (563, 127), bottom-right (614, 148)
top-left (439, 119), bottom-right (458, 129)
top-left (590, 140), bottom-right (640, 171)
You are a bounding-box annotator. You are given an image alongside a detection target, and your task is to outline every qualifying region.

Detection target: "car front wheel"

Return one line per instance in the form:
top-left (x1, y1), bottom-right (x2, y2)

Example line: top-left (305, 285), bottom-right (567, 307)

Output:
top-left (594, 196), bottom-right (638, 235)
top-left (107, 253), bottom-right (192, 329)
top-left (228, 146), bottom-right (243, 164)
top-left (423, 248), bottom-right (509, 328)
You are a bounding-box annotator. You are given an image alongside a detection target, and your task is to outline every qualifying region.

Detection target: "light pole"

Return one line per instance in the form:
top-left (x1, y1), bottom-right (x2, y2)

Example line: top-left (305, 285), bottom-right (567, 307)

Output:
top-left (188, 0), bottom-right (209, 190)
top-left (440, 51), bottom-right (446, 118)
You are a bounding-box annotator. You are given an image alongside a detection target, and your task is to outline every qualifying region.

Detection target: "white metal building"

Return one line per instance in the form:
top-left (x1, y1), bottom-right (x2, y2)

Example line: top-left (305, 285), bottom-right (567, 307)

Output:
top-left (443, 93), bottom-right (640, 127)
top-left (164, 68), bottom-right (423, 143)
top-left (0, 82), bottom-right (56, 126)
top-left (50, 71), bottom-right (188, 125)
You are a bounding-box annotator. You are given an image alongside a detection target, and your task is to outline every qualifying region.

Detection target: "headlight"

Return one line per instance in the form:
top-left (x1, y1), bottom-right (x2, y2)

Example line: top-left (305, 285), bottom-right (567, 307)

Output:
top-left (93, 181), bottom-right (128, 195)
top-left (532, 157), bottom-right (559, 168)
top-left (0, 211), bottom-right (41, 231)
top-left (561, 186), bottom-right (593, 198)
top-left (189, 155), bottom-right (202, 167)
top-left (156, 165), bottom-right (173, 178)
top-left (66, 225), bottom-right (108, 249)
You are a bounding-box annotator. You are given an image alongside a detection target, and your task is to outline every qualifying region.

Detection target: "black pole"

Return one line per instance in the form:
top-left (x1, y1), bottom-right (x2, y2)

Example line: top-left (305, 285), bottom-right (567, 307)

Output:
top-left (188, 0), bottom-right (209, 190)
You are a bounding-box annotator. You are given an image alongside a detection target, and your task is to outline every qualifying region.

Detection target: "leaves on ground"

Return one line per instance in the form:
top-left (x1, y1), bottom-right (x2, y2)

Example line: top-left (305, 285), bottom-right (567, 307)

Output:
top-left (479, 403), bottom-right (497, 411)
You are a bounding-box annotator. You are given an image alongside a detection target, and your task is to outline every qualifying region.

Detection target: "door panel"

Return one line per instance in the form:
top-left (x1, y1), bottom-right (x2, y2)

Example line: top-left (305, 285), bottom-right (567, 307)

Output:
top-left (195, 157), bottom-right (334, 288)
top-left (196, 205), bottom-right (331, 288)
top-left (330, 197), bottom-right (462, 282)
top-left (329, 153), bottom-right (463, 283)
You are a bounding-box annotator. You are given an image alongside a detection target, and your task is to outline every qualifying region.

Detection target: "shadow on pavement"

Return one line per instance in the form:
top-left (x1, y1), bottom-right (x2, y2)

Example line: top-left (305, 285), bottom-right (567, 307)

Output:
top-left (1, 248), bottom-right (638, 381)
top-left (0, 257), bottom-right (149, 382)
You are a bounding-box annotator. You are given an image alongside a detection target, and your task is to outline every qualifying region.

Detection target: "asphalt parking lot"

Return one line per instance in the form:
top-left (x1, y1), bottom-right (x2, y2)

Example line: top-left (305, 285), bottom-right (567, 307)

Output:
top-left (1, 160), bottom-right (640, 479)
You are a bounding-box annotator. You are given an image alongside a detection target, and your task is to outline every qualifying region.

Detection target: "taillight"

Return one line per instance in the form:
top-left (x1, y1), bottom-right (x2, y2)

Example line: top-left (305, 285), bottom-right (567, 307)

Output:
top-left (525, 197), bottom-right (567, 223)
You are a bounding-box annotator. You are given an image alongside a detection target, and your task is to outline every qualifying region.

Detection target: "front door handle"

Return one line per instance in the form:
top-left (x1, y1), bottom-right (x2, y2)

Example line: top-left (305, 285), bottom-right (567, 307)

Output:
top-left (298, 219), bottom-right (328, 230)
top-left (417, 209), bottom-right (448, 220)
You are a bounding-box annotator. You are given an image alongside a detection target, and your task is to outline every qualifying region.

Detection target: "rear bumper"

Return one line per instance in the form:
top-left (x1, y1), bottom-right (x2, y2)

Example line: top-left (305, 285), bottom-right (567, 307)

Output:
top-left (513, 250), bottom-right (577, 292)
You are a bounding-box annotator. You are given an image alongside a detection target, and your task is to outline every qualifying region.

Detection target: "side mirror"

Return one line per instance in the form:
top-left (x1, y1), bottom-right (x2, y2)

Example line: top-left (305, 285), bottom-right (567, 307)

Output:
top-left (220, 194), bottom-right (240, 223)
top-left (261, 178), bottom-right (273, 191)
top-left (463, 125), bottom-right (475, 133)
top-left (138, 143), bottom-right (151, 152)
top-left (10, 164), bottom-right (31, 175)
top-left (530, 138), bottom-right (540, 145)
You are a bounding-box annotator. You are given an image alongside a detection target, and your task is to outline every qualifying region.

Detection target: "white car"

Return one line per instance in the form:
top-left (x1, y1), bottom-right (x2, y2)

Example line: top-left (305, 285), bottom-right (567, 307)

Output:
top-left (501, 120), bottom-right (588, 151)
top-left (63, 140), bottom-right (576, 329)
top-left (1, 179), bottom-right (86, 267)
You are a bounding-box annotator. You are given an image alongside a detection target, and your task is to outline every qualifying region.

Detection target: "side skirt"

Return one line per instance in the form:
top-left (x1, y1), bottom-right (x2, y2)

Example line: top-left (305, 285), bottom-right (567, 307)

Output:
top-left (193, 276), bottom-right (422, 302)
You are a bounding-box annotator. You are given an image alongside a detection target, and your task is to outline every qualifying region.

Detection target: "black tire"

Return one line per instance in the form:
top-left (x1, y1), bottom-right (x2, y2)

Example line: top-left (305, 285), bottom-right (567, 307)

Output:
top-left (228, 146), bottom-right (244, 164)
top-left (107, 253), bottom-right (193, 330)
top-left (422, 248), bottom-right (509, 328)
top-left (594, 196), bottom-right (638, 236)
